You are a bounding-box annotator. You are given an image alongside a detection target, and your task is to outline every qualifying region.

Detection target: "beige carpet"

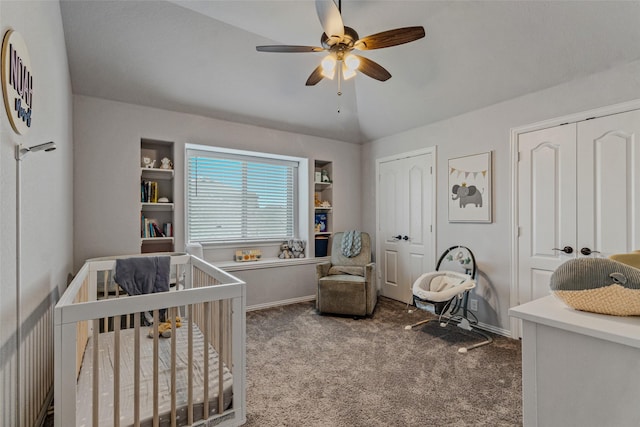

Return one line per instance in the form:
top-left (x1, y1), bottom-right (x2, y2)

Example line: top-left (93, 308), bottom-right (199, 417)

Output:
top-left (244, 297), bottom-right (522, 426)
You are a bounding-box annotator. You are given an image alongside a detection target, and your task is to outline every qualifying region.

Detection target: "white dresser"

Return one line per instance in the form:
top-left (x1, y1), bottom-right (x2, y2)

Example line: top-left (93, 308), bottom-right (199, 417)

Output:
top-left (509, 295), bottom-right (640, 427)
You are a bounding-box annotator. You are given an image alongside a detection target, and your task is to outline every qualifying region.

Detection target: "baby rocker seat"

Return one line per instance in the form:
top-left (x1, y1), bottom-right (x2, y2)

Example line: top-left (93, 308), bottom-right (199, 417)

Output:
top-left (405, 246), bottom-right (493, 353)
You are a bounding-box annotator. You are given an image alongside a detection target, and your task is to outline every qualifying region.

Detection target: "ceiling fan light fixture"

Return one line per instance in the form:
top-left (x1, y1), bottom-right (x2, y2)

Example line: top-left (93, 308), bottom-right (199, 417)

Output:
top-left (344, 53), bottom-right (360, 71)
top-left (342, 62), bottom-right (357, 80)
top-left (342, 53), bottom-right (360, 79)
top-left (320, 55), bottom-right (337, 79)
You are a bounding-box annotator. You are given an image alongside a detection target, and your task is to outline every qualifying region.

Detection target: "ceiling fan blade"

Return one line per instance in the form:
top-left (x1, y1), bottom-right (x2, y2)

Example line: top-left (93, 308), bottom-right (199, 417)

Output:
top-left (355, 55), bottom-right (391, 82)
top-left (354, 26), bottom-right (425, 50)
top-left (305, 65), bottom-right (324, 86)
top-left (256, 45), bottom-right (325, 53)
top-left (315, 0), bottom-right (344, 42)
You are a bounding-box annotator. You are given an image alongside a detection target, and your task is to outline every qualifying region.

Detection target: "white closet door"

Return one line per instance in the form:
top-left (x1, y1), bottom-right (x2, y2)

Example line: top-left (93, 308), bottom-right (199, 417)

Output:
top-left (517, 108), bottom-right (640, 307)
top-left (517, 124), bottom-right (577, 304)
top-left (576, 109), bottom-right (640, 256)
top-left (379, 153), bottom-right (434, 303)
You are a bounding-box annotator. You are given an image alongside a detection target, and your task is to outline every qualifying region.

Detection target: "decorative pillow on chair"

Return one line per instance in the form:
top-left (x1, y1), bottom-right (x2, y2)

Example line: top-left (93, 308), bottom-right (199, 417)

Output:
top-left (550, 257), bottom-right (640, 316)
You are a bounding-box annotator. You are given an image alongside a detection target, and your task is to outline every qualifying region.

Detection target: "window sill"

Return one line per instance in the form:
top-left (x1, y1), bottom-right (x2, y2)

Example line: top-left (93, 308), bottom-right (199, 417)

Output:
top-left (214, 256), bottom-right (326, 272)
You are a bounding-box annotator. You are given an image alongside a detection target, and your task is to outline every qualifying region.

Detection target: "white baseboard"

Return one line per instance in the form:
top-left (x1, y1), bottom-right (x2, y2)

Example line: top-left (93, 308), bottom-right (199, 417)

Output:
top-left (476, 321), bottom-right (512, 338)
top-left (247, 295), bottom-right (316, 312)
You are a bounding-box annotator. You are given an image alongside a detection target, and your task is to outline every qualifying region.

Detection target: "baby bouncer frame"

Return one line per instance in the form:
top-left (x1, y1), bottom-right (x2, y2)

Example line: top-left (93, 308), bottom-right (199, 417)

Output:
top-left (405, 245), bottom-right (493, 353)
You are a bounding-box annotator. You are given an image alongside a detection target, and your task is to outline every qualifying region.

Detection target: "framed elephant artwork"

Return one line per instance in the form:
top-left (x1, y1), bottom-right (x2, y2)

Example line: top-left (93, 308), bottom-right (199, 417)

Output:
top-left (448, 151), bottom-right (492, 223)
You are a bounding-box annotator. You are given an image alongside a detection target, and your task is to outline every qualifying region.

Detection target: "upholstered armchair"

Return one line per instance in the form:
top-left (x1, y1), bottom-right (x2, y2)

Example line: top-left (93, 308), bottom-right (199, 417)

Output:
top-left (316, 232), bottom-right (377, 316)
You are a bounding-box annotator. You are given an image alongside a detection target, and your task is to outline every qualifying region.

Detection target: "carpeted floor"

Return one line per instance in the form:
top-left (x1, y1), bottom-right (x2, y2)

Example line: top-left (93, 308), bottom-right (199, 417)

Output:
top-left (244, 297), bottom-right (522, 426)
top-left (43, 297), bottom-right (522, 426)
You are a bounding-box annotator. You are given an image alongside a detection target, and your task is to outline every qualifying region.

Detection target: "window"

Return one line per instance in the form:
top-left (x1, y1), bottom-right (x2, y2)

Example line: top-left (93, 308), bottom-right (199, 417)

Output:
top-left (186, 145), bottom-right (301, 243)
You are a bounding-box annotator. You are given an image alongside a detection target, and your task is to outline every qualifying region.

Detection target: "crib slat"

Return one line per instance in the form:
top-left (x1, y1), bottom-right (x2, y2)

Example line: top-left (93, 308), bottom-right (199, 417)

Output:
top-left (170, 307), bottom-right (177, 427)
top-left (203, 301), bottom-right (210, 420)
top-left (103, 270), bottom-right (109, 332)
top-left (218, 300), bottom-right (225, 412)
top-left (92, 318), bottom-right (100, 427)
top-left (114, 315), bottom-right (121, 427)
top-left (134, 312), bottom-right (141, 427)
top-left (187, 304), bottom-right (194, 425)
top-left (153, 309), bottom-right (160, 427)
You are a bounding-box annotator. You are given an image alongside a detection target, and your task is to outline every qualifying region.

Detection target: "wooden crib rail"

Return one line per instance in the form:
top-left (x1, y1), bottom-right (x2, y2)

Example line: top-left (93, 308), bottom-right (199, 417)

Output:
top-left (54, 254), bottom-right (246, 427)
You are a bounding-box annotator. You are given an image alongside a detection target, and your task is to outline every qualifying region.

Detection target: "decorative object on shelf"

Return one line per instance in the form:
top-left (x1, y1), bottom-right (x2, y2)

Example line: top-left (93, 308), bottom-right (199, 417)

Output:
top-left (315, 192), bottom-right (322, 207)
top-left (315, 171), bottom-right (322, 183)
top-left (278, 242), bottom-right (294, 259)
top-left (320, 200), bottom-right (331, 208)
top-left (321, 169), bottom-right (331, 183)
top-left (289, 239), bottom-right (306, 258)
top-left (160, 157), bottom-right (173, 170)
top-left (315, 212), bottom-right (328, 232)
top-left (157, 197), bottom-right (170, 203)
top-left (142, 156), bottom-right (156, 168)
top-left (448, 151), bottom-right (492, 223)
top-left (235, 249), bottom-right (262, 262)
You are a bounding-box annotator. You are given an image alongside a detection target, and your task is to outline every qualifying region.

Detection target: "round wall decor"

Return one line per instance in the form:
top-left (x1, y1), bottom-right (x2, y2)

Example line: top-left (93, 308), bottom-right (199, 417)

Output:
top-left (2, 29), bottom-right (33, 135)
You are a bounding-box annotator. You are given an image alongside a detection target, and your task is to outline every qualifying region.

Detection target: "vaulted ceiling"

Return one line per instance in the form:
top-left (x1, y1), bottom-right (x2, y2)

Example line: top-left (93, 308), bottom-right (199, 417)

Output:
top-left (60, 1), bottom-right (640, 144)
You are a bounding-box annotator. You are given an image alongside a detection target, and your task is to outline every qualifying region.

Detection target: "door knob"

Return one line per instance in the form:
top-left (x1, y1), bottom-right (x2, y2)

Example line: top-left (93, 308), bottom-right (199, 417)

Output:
top-left (402, 235), bottom-right (409, 241)
top-left (552, 246), bottom-right (574, 254)
top-left (580, 247), bottom-right (601, 256)
top-left (393, 235), bottom-right (402, 240)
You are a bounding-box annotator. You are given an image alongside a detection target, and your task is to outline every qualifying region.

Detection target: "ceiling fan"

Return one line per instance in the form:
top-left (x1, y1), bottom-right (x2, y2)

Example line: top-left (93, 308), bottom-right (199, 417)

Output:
top-left (256, 0), bottom-right (425, 86)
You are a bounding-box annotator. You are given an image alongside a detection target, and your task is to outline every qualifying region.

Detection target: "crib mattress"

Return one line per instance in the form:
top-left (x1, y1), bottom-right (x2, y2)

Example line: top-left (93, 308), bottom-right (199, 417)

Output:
top-left (76, 322), bottom-right (233, 427)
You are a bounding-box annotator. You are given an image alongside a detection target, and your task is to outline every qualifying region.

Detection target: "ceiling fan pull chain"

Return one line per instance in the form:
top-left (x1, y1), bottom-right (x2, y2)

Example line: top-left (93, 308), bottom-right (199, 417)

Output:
top-left (337, 64), bottom-right (342, 96)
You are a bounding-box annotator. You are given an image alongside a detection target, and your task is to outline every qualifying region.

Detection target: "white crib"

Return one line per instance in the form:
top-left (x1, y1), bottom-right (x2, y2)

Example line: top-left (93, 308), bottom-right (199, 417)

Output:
top-left (54, 253), bottom-right (246, 426)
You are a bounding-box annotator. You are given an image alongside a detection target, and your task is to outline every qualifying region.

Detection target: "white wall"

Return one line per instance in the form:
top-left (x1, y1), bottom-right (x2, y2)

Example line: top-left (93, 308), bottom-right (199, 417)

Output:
top-left (362, 59), bottom-right (640, 334)
top-left (73, 95), bottom-right (362, 306)
top-left (0, 1), bottom-right (73, 425)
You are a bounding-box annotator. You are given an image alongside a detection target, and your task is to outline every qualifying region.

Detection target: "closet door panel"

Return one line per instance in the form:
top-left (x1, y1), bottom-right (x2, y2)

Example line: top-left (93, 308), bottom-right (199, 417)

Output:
top-left (577, 109), bottom-right (640, 255)
top-left (517, 124), bottom-right (576, 304)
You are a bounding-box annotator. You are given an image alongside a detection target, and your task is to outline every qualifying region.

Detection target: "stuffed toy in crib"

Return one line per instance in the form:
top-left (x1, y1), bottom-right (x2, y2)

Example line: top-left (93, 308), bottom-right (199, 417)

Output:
top-left (550, 253), bottom-right (640, 316)
top-left (148, 317), bottom-right (182, 338)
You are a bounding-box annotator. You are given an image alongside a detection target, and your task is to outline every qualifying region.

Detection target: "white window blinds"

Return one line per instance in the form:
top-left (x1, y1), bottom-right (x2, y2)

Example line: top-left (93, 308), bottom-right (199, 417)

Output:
top-left (187, 148), bottom-right (298, 243)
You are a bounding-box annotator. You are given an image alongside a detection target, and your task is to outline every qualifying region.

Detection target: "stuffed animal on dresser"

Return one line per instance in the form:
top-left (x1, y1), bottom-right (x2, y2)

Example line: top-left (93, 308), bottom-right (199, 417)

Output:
top-left (550, 255), bottom-right (640, 316)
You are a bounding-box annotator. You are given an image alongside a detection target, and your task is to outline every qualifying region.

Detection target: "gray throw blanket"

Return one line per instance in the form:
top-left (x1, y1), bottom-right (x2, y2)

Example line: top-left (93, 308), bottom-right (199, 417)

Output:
top-left (114, 256), bottom-right (170, 324)
top-left (341, 230), bottom-right (362, 258)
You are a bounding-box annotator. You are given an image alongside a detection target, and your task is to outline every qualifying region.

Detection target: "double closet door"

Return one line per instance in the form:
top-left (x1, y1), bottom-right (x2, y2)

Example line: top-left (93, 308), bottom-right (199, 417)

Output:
top-left (378, 151), bottom-right (434, 304)
top-left (517, 109), bottom-right (640, 305)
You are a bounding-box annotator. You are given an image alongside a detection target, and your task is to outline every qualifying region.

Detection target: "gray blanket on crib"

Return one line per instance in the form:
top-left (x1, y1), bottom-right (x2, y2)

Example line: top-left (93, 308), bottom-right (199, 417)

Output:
top-left (114, 256), bottom-right (170, 295)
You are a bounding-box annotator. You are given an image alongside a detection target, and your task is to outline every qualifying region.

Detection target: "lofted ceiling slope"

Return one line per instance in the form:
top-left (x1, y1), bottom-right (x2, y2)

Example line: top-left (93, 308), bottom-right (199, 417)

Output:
top-left (60, 1), bottom-right (640, 144)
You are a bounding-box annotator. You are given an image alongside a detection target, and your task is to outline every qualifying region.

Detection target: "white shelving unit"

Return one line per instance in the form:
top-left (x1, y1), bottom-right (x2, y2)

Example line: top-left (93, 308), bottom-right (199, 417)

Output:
top-left (314, 160), bottom-right (333, 257)
top-left (140, 139), bottom-right (175, 253)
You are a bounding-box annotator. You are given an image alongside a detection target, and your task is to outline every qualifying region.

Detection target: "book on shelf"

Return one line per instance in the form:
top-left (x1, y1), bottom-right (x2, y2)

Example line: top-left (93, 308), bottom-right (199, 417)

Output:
top-left (141, 216), bottom-right (165, 238)
top-left (141, 180), bottom-right (159, 203)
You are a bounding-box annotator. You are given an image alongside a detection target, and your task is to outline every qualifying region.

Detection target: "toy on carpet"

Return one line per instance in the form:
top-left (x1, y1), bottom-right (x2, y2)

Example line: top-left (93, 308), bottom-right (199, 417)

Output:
top-left (550, 256), bottom-right (640, 316)
top-left (148, 316), bottom-right (182, 338)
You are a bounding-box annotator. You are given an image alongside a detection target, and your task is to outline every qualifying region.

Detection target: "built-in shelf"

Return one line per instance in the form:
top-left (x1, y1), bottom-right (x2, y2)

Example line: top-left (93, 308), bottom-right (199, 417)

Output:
top-left (141, 237), bottom-right (174, 244)
top-left (314, 160), bottom-right (333, 257)
top-left (141, 202), bottom-right (174, 211)
top-left (140, 167), bottom-right (174, 180)
top-left (140, 139), bottom-right (175, 253)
